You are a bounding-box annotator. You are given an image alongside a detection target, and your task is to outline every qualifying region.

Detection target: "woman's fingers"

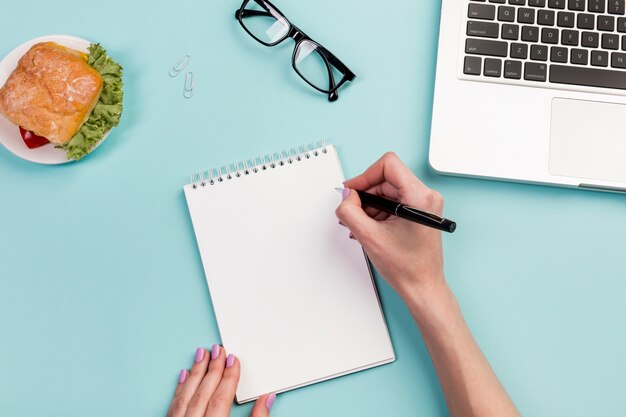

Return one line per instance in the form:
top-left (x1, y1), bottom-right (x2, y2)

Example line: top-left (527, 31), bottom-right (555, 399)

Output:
top-left (335, 189), bottom-right (379, 246)
top-left (250, 393), bottom-right (277, 417)
top-left (185, 344), bottom-right (227, 417)
top-left (166, 370), bottom-right (188, 417)
top-left (344, 153), bottom-right (443, 212)
top-left (364, 181), bottom-right (401, 201)
top-left (170, 348), bottom-right (210, 417)
top-left (344, 152), bottom-right (427, 195)
top-left (204, 353), bottom-right (240, 417)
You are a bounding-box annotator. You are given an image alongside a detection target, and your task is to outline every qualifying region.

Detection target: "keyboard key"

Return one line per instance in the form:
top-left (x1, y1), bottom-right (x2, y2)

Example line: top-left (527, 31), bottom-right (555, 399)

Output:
top-left (608, 0), bottom-right (626, 14)
top-left (510, 42), bottom-right (529, 58)
top-left (467, 20), bottom-right (500, 38)
top-left (464, 56), bottom-right (482, 75)
top-left (466, 38), bottom-right (509, 56)
top-left (591, 51), bottom-right (609, 67)
top-left (582, 31), bottom-right (600, 47)
top-left (542, 27), bottom-right (560, 42)
top-left (598, 15), bottom-right (616, 30)
top-left (498, 6), bottom-right (516, 21)
top-left (557, 11), bottom-right (575, 26)
top-left (509, 0), bottom-right (526, 4)
top-left (571, 48), bottom-right (589, 64)
top-left (525, 62), bottom-right (547, 81)
top-left (612, 51), bottom-right (626, 67)
top-left (603, 33), bottom-right (620, 49)
top-left (551, 46), bottom-right (569, 61)
top-left (591, 50), bottom-right (610, 66)
top-left (568, 0), bottom-right (585, 10)
top-left (522, 25), bottom-right (540, 41)
top-left (504, 60), bottom-right (523, 78)
top-left (618, 17), bottom-right (626, 31)
top-left (622, 34), bottom-right (626, 49)
top-left (538, 10), bottom-right (556, 26)
top-left (548, 0), bottom-right (566, 8)
top-left (577, 13), bottom-right (595, 28)
top-left (550, 64), bottom-right (626, 88)
top-left (588, 0), bottom-right (605, 12)
top-left (502, 24), bottom-right (520, 39)
top-left (484, 58), bottom-right (503, 76)
top-left (531, 44), bottom-right (549, 60)
top-left (490, 0), bottom-right (507, 3)
top-left (562, 29), bottom-right (580, 45)
top-left (469, 3), bottom-right (496, 19)
top-left (528, 0), bottom-right (545, 6)
top-left (518, 8), bottom-right (536, 23)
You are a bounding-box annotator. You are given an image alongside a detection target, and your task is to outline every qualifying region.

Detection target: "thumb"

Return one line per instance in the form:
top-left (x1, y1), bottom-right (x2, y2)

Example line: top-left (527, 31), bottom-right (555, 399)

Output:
top-left (335, 188), bottom-right (377, 244)
top-left (250, 393), bottom-right (276, 417)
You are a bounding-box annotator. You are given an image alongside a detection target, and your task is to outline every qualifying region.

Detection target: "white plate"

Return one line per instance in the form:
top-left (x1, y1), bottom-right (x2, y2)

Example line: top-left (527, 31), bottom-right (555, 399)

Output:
top-left (0, 35), bottom-right (111, 164)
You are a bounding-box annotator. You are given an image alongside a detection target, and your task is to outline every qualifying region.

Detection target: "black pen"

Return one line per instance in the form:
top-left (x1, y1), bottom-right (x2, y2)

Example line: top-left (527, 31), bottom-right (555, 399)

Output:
top-left (336, 188), bottom-right (457, 233)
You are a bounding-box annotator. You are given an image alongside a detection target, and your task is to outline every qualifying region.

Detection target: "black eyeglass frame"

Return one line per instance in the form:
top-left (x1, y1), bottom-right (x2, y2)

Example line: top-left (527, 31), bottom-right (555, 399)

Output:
top-left (235, 0), bottom-right (356, 102)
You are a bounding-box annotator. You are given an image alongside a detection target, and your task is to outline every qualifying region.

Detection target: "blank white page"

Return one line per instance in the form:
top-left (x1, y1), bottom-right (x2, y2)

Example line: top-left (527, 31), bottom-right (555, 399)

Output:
top-left (183, 145), bottom-right (395, 403)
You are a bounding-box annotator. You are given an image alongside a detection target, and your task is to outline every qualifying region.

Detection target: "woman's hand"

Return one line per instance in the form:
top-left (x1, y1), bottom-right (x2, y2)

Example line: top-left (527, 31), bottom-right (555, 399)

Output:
top-left (335, 152), bottom-right (446, 318)
top-left (337, 153), bottom-right (520, 417)
top-left (167, 345), bottom-right (276, 417)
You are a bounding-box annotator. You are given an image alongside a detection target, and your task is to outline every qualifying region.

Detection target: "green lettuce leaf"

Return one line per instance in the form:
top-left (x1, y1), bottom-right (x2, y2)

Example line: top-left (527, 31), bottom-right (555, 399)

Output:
top-left (59, 43), bottom-right (123, 160)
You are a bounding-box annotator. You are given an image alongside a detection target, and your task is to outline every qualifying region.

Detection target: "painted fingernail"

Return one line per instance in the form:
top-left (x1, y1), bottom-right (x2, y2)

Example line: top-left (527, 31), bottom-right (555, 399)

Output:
top-left (342, 188), bottom-right (350, 200)
top-left (226, 354), bottom-right (235, 368)
top-left (211, 344), bottom-right (220, 359)
top-left (265, 393), bottom-right (277, 410)
top-left (178, 369), bottom-right (188, 384)
top-left (349, 232), bottom-right (355, 239)
top-left (195, 347), bottom-right (205, 363)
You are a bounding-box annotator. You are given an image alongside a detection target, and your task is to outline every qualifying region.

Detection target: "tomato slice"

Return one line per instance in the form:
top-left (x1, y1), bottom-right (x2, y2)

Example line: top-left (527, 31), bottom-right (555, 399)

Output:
top-left (19, 127), bottom-right (50, 149)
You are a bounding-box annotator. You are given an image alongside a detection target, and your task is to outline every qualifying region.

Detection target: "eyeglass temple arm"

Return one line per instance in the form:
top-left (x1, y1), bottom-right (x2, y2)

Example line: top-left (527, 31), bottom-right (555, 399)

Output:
top-left (317, 52), bottom-right (339, 102)
top-left (235, 9), bottom-right (274, 19)
top-left (322, 51), bottom-right (355, 81)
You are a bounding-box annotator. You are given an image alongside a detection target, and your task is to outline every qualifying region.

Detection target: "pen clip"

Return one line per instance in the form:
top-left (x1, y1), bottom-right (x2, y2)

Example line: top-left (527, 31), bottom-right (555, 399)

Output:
top-left (400, 206), bottom-right (445, 224)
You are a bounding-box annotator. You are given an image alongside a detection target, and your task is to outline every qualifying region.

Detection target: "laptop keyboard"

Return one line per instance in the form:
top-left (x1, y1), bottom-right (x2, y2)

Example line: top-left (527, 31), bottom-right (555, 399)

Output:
top-left (463, 0), bottom-right (626, 91)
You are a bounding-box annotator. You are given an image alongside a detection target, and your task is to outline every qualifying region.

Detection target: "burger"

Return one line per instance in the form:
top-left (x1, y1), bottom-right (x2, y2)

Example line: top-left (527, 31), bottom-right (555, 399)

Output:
top-left (0, 41), bottom-right (123, 160)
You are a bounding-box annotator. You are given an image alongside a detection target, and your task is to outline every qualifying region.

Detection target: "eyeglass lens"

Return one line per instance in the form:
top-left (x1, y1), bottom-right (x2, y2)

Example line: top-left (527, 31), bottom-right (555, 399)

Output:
top-left (240, 1), bottom-right (290, 45)
top-left (294, 41), bottom-right (345, 93)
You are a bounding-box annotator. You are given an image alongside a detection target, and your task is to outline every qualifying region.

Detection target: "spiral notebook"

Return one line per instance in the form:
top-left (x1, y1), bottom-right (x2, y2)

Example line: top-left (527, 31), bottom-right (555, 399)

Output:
top-left (183, 143), bottom-right (395, 403)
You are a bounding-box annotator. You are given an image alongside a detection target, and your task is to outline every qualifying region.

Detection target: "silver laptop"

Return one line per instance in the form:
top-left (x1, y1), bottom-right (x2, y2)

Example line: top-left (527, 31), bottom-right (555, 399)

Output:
top-left (430, 0), bottom-right (626, 193)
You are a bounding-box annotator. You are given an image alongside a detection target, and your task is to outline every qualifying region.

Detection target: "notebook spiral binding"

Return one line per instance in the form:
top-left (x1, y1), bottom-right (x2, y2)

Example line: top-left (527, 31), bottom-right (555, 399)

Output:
top-left (190, 140), bottom-right (330, 189)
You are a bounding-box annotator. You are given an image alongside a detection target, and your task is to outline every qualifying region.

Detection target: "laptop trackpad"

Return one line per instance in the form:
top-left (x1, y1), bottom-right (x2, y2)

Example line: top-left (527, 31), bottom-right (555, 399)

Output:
top-left (550, 98), bottom-right (626, 183)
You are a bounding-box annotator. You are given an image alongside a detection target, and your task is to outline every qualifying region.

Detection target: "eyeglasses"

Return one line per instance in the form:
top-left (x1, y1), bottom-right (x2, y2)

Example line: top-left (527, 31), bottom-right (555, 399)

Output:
top-left (235, 0), bottom-right (356, 102)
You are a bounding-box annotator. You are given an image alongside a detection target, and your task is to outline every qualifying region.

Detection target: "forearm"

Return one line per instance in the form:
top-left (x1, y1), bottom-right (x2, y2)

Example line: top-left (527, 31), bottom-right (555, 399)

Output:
top-left (404, 283), bottom-right (520, 417)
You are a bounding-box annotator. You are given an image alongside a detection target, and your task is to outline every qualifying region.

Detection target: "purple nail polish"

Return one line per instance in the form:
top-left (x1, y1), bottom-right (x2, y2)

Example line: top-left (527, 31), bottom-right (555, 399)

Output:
top-left (226, 354), bottom-right (235, 368)
top-left (342, 188), bottom-right (350, 200)
top-left (265, 393), bottom-right (277, 410)
top-left (211, 344), bottom-right (220, 360)
top-left (178, 369), bottom-right (188, 384)
top-left (349, 232), bottom-right (355, 239)
top-left (195, 347), bottom-right (205, 363)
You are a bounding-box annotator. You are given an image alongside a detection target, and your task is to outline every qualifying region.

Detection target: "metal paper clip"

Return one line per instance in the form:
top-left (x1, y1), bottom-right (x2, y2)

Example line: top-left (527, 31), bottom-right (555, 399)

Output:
top-left (169, 55), bottom-right (191, 77)
top-left (184, 72), bottom-right (195, 99)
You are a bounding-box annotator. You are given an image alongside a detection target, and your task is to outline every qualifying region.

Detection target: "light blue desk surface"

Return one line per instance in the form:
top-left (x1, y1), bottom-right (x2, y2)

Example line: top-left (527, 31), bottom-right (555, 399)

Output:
top-left (1, 1), bottom-right (625, 416)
